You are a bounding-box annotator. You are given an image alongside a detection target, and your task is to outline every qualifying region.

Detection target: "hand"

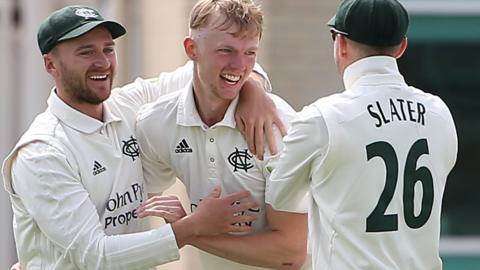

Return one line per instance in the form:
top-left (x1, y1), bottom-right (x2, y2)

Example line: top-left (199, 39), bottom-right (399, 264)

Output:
top-left (190, 186), bottom-right (258, 236)
top-left (137, 195), bottom-right (187, 223)
top-left (236, 73), bottom-right (287, 160)
top-left (10, 262), bottom-right (21, 270)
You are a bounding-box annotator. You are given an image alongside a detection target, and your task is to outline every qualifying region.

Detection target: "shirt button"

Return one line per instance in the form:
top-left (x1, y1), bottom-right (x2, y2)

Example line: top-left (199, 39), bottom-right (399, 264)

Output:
top-left (209, 138), bottom-right (214, 143)
top-left (210, 157), bottom-right (215, 162)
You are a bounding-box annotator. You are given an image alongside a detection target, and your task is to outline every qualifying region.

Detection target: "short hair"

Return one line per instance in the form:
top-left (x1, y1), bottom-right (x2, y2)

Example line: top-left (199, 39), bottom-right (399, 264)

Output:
top-left (189, 0), bottom-right (263, 38)
top-left (347, 37), bottom-right (403, 58)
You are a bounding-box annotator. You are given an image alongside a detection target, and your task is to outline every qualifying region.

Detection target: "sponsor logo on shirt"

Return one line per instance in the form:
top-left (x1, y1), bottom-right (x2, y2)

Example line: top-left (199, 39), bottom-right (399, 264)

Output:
top-left (122, 136), bottom-right (140, 161)
top-left (92, 160), bottom-right (107, 176)
top-left (228, 147), bottom-right (253, 172)
top-left (104, 183), bottom-right (145, 229)
top-left (175, 138), bottom-right (193, 153)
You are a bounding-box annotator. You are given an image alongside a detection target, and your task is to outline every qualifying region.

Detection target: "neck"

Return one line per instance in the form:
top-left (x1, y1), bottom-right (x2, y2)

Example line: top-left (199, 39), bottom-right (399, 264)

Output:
top-left (55, 87), bottom-right (104, 121)
top-left (192, 83), bottom-right (230, 127)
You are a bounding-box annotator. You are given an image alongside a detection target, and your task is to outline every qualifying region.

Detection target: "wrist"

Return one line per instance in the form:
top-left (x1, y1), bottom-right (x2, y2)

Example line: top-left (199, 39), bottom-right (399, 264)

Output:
top-left (171, 215), bottom-right (196, 247)
top-left (250, 71), bottom-right (270, 92)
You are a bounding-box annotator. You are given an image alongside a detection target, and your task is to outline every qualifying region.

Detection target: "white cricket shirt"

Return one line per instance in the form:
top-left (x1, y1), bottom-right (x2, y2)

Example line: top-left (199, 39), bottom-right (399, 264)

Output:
top-left (2, 63), bottom-right (196, 269)
top-left (136, 83), bottom-right (302, 270)
top-left (268, 56), bottom-right (458, 270)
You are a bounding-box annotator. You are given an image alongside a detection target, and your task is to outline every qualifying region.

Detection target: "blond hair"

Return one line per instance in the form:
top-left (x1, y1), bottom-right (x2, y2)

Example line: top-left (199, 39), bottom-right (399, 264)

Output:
top-left (189, 0), bottom-right (263, 38)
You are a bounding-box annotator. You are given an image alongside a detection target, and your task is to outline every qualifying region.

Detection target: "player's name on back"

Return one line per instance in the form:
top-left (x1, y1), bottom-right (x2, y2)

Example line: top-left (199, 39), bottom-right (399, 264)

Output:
top-left (367, 98), bottom-right (426, 128)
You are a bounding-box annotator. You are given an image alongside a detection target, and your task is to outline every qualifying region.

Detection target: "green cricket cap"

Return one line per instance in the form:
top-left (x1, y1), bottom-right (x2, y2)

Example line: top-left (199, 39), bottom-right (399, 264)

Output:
top-left (327, 0), bottom-right (409, 46)
top-left (37, 5), bottom-right (126, 54)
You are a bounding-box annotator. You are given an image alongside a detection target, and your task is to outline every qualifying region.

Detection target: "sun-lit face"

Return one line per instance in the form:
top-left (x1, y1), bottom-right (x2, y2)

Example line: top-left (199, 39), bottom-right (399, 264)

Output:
top-left (49, 26), bottom-right (117, 105)
top-left (190, 12), bottom-right (260, 103)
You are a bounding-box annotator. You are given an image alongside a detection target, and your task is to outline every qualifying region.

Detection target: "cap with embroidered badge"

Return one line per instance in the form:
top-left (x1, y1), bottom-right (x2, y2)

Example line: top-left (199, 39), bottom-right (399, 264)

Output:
top-left (327, 0), bottom-right (409, 46)
top-left (37, 5), bottom-right (126, 54)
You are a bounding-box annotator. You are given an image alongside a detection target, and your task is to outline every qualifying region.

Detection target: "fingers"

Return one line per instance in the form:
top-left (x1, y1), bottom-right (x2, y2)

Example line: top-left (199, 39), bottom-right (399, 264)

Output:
top-left (222, 190), bottom-right (252, 204)
top-left (236, 115), bottom-right (246, 136)
top-left (232, 201), bottom-right (259, 213)
top-left (264, 119), bottom-right (277, 156)
top-left (231, 213), bottom-right (257, 225)
top-left (244, 120), bottom-right (256, 155)
top-left (138, 196), bottom-right (181, 212)
top-left (137, 195), bottom-right (186, 220)
top-left (255, 120), bottom-right (265, 160)
top-left (274, 115), bottom-right (288, 137)
top-left (137, 205), bottom-right (185, 218)
top-left (142, 195), bottom-right (181, 206)
top-left (225, 214), bottom-right (257, 233)
top-left (206, 185), bottom-right (222, 199)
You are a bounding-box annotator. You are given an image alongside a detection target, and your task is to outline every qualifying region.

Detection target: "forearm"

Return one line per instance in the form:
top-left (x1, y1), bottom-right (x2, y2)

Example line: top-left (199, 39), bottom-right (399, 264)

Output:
top-left (101, 225), bottom-right (180, 269)
top-left (191, 229), bottom-right (306, 269)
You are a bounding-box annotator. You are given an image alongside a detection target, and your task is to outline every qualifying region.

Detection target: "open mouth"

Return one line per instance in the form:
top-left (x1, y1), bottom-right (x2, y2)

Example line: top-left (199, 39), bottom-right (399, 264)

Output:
top-left (89, 74), bottom-right (109, 81)
top-left (220, 73), bottom-right (241, 85)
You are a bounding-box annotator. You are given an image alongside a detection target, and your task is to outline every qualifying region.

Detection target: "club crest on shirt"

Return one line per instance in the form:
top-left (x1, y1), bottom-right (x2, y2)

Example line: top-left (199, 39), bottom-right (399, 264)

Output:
top-left (122, 136), bottom-right (139, 161)
top-left (228, 147), bottom-right (253, 172)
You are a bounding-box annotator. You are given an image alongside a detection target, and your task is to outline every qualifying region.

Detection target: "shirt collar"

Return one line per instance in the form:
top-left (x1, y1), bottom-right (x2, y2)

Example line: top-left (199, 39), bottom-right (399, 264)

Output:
top-left (177, 82), bottom-right (238, 129)
top-left (343, 56), bottom-right (406, 92)
top-left (47, 88), bottom-right (121, 134)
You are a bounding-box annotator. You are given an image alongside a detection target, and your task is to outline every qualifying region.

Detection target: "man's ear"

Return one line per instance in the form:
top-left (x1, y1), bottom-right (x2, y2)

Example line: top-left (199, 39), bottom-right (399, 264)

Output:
top-left (43, 53), bottom-right (58, 76)
top-left (184, 37), bottom-right (197, 61)
top-left (395, 37), bottom-right (408, 59)
top-left (338, 34), bottom-right (349, 58)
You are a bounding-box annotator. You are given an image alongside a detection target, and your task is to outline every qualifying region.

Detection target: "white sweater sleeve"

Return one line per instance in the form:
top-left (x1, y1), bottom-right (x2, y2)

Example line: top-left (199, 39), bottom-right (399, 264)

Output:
top-left (10, 142), bottom-right (180, 269)
top-left (108, 61), bottom-right (271, 113)
top-left (267, 106), bottom-right (328, 213)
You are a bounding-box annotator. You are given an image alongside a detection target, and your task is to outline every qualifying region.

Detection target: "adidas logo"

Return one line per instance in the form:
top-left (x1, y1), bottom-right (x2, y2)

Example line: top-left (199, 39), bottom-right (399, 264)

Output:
top-left (175, 139), bottom-right (193, 153)
top-left (93, 161), bottom-right (107, 176)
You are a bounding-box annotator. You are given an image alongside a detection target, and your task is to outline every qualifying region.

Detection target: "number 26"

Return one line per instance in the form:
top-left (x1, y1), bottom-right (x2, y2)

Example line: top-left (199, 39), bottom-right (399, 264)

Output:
top-left (366, 139), bottom-right (434, 232)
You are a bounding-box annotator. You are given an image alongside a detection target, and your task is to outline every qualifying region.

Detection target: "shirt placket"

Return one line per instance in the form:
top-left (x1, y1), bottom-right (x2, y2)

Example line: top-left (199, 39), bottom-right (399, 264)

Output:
top-left (205, 128), bottom-right (218, 184)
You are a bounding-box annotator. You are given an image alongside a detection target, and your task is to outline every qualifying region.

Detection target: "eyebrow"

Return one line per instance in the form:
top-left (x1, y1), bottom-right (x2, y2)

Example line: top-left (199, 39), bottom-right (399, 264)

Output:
top-left (75, 41), bottom-right (116, 52)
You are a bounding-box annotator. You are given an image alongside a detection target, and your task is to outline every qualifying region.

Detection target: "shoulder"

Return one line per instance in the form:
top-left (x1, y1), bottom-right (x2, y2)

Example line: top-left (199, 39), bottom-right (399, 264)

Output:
top-left (410, 87), bottom-right (451, 111)
top-left (136, 90), bottom-right (183, 124)
top-left (3, 128), bottom-right (70, 194)
top-left (17, 109), bottom-right (67, 147)
top-left (267, 93), bottom-right (296, 123)
top-left (12, 110), bottom-right (71, 164)
top-left (286, 102), bottom-right (328, 143)
top-left (295, 100), bottom-right (325, 123)
top-left (406, 86), bottom-right (456, 125)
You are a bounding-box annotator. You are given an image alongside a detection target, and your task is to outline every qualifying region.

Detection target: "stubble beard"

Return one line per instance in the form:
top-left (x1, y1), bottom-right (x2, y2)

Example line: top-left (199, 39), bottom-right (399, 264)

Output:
top-left (59, 61), bottom-right (112, 105)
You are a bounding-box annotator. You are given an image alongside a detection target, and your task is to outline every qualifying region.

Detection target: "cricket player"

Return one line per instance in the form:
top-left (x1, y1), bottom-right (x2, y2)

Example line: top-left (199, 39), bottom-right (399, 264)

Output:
top-left (136, 0), bottom-right (309, 269)
top-left (2, 5), bottom-right (283, 269)
top-left (267, 0), bottom-right (458, 269)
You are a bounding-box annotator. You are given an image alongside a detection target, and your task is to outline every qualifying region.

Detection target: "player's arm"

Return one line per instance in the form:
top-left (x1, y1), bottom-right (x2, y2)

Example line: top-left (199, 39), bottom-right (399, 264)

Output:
top-left (114, 61), bottom-right (281, 160)
top-left (138, 187), bottom-right (260, 247)
top-left (190, 205), bottom-right (307, 269)
top-left (9, 142), bottom-right (181, 269)
top-left (188, 111), bottom-right (307, 269)
top-left (112, 61), bottom-right (270, 110)
top-left (8, 143), bottom-right (258, 268)
top-left (236, 72), bottom-right (287, 160)
top-left (268, 107), bottom-right (327, 211)
top-left (138, 194), bottom-right (187, 224)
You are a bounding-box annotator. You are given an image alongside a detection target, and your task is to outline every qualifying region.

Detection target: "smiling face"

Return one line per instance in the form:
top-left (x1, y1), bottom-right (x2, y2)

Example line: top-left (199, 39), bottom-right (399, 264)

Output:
top-left (45, 26), bottom-right (116, 107)
top-left (187, 11), bottom-right (259, 104)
